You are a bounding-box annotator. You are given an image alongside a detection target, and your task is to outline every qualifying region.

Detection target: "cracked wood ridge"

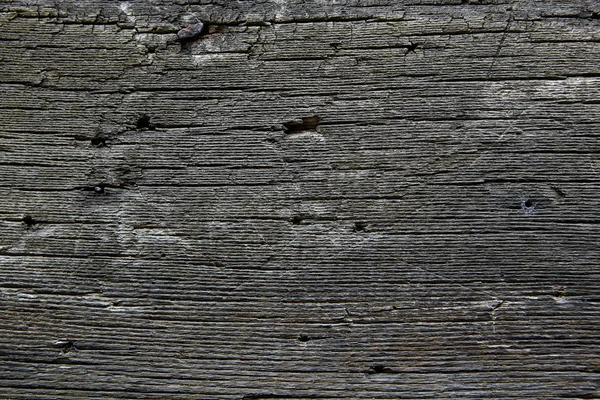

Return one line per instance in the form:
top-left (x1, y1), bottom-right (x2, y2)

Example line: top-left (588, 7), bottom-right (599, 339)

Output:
top-left (1, 0), bottom-right (600, 398)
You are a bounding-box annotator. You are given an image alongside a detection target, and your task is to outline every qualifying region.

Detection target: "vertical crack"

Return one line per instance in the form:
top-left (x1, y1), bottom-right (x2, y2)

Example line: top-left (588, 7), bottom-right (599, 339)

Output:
top-left (487, 14), bottom-right (513, 79)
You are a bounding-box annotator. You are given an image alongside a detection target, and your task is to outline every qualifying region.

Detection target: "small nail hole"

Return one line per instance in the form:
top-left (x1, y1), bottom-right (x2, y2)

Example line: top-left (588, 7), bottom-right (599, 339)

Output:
top-left (405, 41), bottom-right (418, 54)
top-left (283, 116), bottom-right (320, 134)
top-left (553, 286), bottom-right (566, 298)
top-left (136, 115), bottom-right (155, 131)
top-left (90, 137), bottom-right (107, 147)
top-left (521, 198), bottom-right (538, 215)
top-left (298, 334), bottom-right (311, 342)
top-left (354, 222), bottom-right (366, 232)
top-left (368, 365), bottom-right (392, 374)
top-left (290, 216), bottom-right (303, 225)
top-left (54, 340), bottom-right (76, 354)
top-left (22, 215), bottom-right (37, 229)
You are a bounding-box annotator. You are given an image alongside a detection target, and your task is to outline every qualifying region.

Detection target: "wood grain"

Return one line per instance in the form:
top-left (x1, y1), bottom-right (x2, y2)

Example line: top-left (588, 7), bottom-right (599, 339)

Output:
top-left (1, 0), bottom-right (599, 398)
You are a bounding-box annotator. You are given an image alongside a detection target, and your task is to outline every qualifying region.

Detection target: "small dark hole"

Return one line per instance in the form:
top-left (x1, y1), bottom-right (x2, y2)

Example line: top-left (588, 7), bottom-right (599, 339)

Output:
top-left (180, 40), bottom-right (193, 54)
top-left (298, 334), bottom-right (311, 342)
top-left (214, 261), bottom-right (225, 268)
top-left (406, 41), bottom-right (418, 54)
top-left (524, 199), bottom-right (533, 208)
top-left (283, 116), bottom-right (320, 134)
top-left (160, 253), bottom-right (166, 258)
top-left (55, 340), bottom-right (76, 354)
top-left (368, 365), bottom-right (392, 374)
top-left (136, 115), bottom-right (155, 130)
top-left (90, 137), bottom-right (106, 147)
top-left (22, 215), bottom-right (36, 229)
top-left (290, 216), bottom-right (303, 225)
top-left (354, 222), bottom-right (366, 232)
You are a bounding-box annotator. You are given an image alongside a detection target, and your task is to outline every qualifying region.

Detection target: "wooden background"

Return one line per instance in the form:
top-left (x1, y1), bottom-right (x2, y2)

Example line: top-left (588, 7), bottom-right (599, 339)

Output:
top-left (1, 0), bottom-right (600, 398)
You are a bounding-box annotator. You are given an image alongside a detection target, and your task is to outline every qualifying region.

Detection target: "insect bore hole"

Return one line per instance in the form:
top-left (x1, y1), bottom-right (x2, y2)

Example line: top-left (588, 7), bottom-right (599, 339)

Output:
top-left (54, 340), bottom-right (76, 354)
top-left (22, 215), bottom-right (36, 229)
top-left (298, 334), bottom-right (311, 342)
top-left (136, 115), bottom-right (155, 131)
top-left (368, 365), bottom-right (393, 374)
top-left (405, 41), bottom-right (418, 54)
top-left (354, 222), bottom-right (367, 232)
top-left (90, 137), bottom-right (107, 147)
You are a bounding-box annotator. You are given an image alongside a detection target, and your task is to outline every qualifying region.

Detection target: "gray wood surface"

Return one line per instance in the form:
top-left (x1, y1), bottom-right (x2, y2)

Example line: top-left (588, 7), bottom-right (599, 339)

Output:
top-left (1, 0), bottom-right (600, 398)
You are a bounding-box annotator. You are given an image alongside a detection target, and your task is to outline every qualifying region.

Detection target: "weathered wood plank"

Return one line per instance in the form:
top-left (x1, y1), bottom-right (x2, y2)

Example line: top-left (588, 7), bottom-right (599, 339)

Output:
top-left (1, 0), bottom-right (600, 398)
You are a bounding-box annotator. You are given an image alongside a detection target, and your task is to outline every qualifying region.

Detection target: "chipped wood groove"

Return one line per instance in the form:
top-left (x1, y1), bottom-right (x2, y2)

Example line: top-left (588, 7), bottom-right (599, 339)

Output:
top-left (1, 0), bottom-right (599, 398)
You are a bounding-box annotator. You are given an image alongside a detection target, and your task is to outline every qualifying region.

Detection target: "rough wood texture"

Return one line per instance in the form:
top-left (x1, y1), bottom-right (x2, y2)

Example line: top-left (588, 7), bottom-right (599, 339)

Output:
top-left (1, 0), bottom-right (600, 398)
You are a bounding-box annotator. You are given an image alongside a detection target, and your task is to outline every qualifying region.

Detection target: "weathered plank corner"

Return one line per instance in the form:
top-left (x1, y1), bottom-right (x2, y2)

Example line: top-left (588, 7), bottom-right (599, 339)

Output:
top-left (1, 0), bottom-right (599, 398)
